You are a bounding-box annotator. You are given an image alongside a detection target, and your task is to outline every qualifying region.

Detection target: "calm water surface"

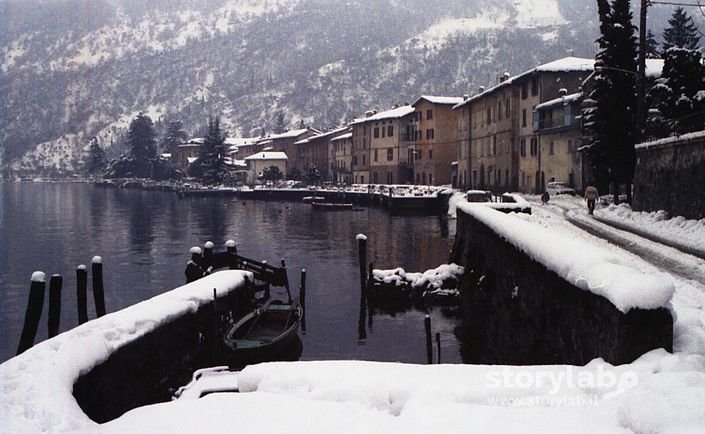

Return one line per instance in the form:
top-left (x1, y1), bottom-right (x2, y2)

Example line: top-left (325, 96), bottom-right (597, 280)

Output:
top-left (0, 182), bottom-right (460, 364)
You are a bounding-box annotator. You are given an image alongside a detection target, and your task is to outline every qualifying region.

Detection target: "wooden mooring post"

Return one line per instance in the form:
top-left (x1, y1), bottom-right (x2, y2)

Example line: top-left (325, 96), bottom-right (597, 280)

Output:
top-left (300, 269), bottom-right (307, 333)
top-left (425, 315), bottom-right (433, 364)
top-left (436, 332), bottom-right (441, 364)
top-left (92, 256), bottom-right (106, 318)
top-left (77, 265), bottom-right (88, 325)
top-left (48, 274), bottom-right (62, 338)
top-left (357, 234), bottom-right (368, 341)
top-left (17, 272), bottom-right (46, 355)
top-left (226, 240), bottom-right (237, 269)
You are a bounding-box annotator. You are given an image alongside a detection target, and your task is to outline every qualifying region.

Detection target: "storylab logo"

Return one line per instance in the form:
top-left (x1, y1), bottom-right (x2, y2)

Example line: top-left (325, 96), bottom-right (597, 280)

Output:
top-left (485, 365), bottom-right (639, 407)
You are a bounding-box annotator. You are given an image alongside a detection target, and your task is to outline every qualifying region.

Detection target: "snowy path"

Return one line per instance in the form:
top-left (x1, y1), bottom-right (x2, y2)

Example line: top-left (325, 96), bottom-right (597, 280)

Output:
top-left (528, 196), bottom-right (705, 356)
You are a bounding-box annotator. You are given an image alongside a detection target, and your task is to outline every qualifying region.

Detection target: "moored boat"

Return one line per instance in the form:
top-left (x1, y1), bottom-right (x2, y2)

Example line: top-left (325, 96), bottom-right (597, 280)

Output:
top-left (222, 298), bottom-right (302, 366)
top-left (311, 201), bottom-right (354, 210)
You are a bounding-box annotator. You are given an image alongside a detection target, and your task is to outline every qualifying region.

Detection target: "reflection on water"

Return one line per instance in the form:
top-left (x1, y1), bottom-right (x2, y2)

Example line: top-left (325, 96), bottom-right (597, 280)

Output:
top-left (0, 182), bottom-right (461, 364)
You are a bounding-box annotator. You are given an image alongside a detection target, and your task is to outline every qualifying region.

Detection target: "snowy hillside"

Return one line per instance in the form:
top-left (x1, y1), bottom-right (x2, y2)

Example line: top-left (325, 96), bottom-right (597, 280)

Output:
top-left (0, 0), bottom-right (699, 175)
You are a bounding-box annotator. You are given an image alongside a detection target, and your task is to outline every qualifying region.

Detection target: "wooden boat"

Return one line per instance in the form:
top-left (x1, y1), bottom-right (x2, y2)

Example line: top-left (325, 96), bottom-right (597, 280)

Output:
top-left (311, 201), bottom-right (354, 210)
top-left (223, 298), bottom-right (302, 365)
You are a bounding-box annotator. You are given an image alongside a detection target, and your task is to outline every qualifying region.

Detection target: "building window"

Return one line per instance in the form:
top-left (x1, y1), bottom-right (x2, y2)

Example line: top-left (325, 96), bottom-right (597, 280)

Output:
top-left (487, 106), bottom-right (492, 124)
top-left (498, 101), bottom-right (503, 120)
top-left (521, 83), bottom-right (528, 99)
top-left (362, 154), bottom-right (366, 165)
top-left (492, 136), bottom-right (497, 155)
top-left (387, 125), bottom-right (393, 137)
top-left (382, 126), bottom-right (386, 138)
top-left (530, 137), bottom-right (538, 156)
top-left (374, 149), bottom-right (378, 162)
top-left (520, 139), bottom-right (526, 157)
top-left (429, 173), bottom-right (433, 185)
top-left (426, 109), bottom-right (433, 120)
top-left (416, 130), bottom-right (422, 140)
top-left (373, 127), bottom-right (379, 138)
top-left (567, 139), bottom-right (573, 153)
top-left (505, 98), bottom-right (510, 118)
top-left (522, 109), bottom-right (527, 128)
top-left (429, 149), bottom-right (433, 160)
top-left (353, 155), bottom-right (358, 166)
top-left (549, 141), bottom-right (555, 155)
top-left (387, 148), bottom-right (393, 161)
top-left (531, 77), bottom-right (538, 96)
top-left (426, 129), bottom-right (435, 139)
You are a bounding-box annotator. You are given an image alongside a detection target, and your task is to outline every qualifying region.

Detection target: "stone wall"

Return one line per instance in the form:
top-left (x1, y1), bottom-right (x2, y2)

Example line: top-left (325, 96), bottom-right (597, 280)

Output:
top-left (73, 286), bottom-right (252, 423)
top-left (633, 133), bottom-right (705, 219)
top-left (450, 208), bottom-right (673, 366)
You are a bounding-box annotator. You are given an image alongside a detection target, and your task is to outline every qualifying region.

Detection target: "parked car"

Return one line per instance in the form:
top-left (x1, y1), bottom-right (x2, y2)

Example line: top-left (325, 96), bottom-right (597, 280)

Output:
top-left (545, 181), bottom-right (576, 196)
top-left (466, 190), bottom-right (493, 202)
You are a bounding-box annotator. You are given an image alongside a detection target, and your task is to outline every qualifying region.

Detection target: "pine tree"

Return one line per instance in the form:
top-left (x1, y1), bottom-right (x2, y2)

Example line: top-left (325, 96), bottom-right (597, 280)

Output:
top-left (127, 113), bottom-right (157, 178)
top-left (84, 137), bottom-right (107, 175)
top-left (645, 29), bottom-right (660, 59)
top-left (190, 116), bottom-right (229, 185)
top-left (653, 47), bottom-right (705, 134)
top-left (272, 111), bottom-right (287, 134)
top-left (662, 7), bottom-right (701, 52)
top-left (582, 0), bottom-right (637, 202)
top-left (160, 120), bottom-right (188, 154)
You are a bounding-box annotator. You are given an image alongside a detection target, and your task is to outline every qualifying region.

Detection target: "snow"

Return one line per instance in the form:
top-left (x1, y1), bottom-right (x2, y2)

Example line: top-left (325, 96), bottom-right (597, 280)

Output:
top-left (356, 234), bottom-right (367, 241)
top-left (408, 14), bottom-right (509, 50)
top-left (535, 56), bottom-right (595, 73)
top-left (243, 152), bottom-right (288, 161)
top-left (535, 92), bottom-right (582, 110)
top-left (92, 256), bottom-right (102, 264)
top-left (635, 129), bottom-right (705, 150)
top-left (30, 271), bottom-right (46, 283)
top-left (514, 0), bottom-right (566, 28)
top-left (372, 263), bottom-right (464, 291)
top-left (0, 271), bottom-right (253, 433)
top-left (415, 95), bottom-right (465, 106)
top-left (456, 202), bottom-right (674, 313)
top-left (330, 132), bottom-right (352, 141)
top-left (356, 105), bottom-right (415, 123)
top-left (94, 351), bottom-right (705, 434)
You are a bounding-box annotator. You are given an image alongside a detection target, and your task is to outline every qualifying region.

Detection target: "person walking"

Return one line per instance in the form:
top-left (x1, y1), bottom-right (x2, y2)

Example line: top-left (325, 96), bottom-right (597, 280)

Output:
top-left (540, 191), bottom-right (550, 205)
top-left (584, 185), bottom-right (599, 215)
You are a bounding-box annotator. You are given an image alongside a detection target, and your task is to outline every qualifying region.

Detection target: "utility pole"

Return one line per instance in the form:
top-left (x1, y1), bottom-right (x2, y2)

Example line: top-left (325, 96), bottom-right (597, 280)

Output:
top-left (636, 0), bottom-right (649, 145)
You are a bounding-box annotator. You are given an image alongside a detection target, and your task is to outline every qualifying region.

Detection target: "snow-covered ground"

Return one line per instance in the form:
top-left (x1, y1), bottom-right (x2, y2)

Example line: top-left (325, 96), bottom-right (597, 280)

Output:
top-left (2, 195), bottom-right (705, 433)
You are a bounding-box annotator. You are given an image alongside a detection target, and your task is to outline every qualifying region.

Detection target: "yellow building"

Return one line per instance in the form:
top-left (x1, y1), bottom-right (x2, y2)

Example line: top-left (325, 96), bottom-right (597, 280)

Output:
top-left (364, 105), bottom-right (416, 185)
top-left (411, 96), bottom-right (464, 186)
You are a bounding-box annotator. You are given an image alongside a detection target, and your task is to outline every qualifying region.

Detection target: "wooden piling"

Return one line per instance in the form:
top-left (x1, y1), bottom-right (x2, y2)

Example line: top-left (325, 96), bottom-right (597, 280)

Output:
top-left (203, 241), bottom-right (214, 269)
top-left (436, 332), bottom-right (441, 364)
top-left (225, 240), bottom-right (237, 269)
top-left (281, 259), bottom-right (292, 303)
top-left (357, 234), bottom-right (368, 341)
top-left (77, 265), bottom-right (88, 324)
top-left (17, 272), bottom-right (46, 355)
top-left (92, 256), bottom-right (106, 318)
top-left (212, 288), bottom-right (218, 361)
top-left (300, 269), bottom-right (306, 333)
top-left (425, 315), bottom-right (433, 364)
top-left (48, 274), bottom-right (62, 338)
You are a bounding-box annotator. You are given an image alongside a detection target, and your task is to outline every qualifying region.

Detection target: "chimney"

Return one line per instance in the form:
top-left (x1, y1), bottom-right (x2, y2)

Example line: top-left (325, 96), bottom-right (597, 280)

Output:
top-left (479, 86), bottom-right (485, 93)
top-left (463, 94), bottom-right (469, 101)
top-left (364, 110), bottom-right (375, 118)
top-left (559, 88), bottom-right (568, 96)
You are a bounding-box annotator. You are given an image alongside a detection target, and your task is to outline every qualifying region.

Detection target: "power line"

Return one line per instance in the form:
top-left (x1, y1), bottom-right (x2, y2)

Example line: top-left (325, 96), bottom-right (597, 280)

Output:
top-left (650, 1), bottom-right (704, 7)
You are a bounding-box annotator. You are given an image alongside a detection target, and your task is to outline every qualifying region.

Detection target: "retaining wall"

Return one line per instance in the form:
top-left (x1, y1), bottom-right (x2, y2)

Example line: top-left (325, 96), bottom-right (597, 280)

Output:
top-left (633, 133), bottom-right (705, 219)
top-left (450, 208), bottom-right (673, 366)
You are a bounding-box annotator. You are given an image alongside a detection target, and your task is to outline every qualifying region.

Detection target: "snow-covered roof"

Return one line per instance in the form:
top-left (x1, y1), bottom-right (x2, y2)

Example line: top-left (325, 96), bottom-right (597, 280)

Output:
top-left (264, 128), bottom-right (312, 140)
top-left (295, 126), bottom-right (350, 144)
top-left (331, 132), bottom-right (353, 141)
top-left (244, 151), bottom-right (288, 161)
top-left (224, 137), bottom-right (258, 146)
top-left (534, 92), bottom-right (582, 110)
top-left (413, 95), bottom-right (465, 106)
top-left (454, 56), bottom-right (594, 109)
top-left (358, 105), bottom-right (415, 123)
top-left (645, 58), bottom-right (664, 78)
top-left (187, 157), bottom-right (198, 164)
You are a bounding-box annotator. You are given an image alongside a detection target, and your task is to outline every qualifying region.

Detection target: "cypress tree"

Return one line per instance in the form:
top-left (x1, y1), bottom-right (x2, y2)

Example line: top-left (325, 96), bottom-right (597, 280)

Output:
top-left (645, 29), bottom-right (660, 59)
top-left (653, 47), bottom-right (705, 134)
top-left (191, 116), bottom-right (229, 185)
top-left (582, 0), bottom-right (637, 202)
top-left (84, 137), bottom-right (107, 175)
top-left (127, 113), bottom-right (157, 178)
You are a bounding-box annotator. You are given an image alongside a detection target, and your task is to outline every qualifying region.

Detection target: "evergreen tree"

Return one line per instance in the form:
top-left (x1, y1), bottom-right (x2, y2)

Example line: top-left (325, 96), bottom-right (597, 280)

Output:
top-left (652, 47), bottom-right (705, 134)
top-left (645, 29), bottom-right (660, 59)
top-left (582, 0), bottom-right (637, 202)
top-left (127, 113), bottom-right (157, 178)
top-left (662, 7), bottom-right (701, 52)
top-left (84, 137), bottom-right (107, 175)
top-left (272, 111), bottom-right (287, 134)
top-left (190, 116), bottom-right (229, 185)
top-left (262, 165), bottom-right (283, 183)
top-left (160, 119), bottom-right (188, 154)
top-left (305, 165), bottom-right (321, 185)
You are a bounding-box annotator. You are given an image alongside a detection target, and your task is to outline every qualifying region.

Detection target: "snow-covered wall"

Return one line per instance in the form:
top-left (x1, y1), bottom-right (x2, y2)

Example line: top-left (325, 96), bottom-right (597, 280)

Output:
top-left (633, 132), bottom-right (705, 220)
top-left (0, 270), bottom-right (253, 431)
top-left (451, 204), bottom-right (673, 365)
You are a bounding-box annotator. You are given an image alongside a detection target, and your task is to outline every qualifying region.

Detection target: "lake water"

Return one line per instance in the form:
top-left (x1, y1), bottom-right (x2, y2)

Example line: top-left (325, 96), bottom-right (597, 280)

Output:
top-left (0, 182), bottom-right (461, 365)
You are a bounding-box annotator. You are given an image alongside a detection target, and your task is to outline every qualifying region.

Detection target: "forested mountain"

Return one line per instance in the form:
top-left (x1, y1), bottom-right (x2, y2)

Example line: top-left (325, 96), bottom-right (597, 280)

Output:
top-left (1, 0), bottom-right (701, 175)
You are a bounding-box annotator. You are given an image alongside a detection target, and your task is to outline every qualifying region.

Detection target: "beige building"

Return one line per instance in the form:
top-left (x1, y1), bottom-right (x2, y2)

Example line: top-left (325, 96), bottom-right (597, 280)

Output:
top-left (351, 114), bottom-right (372, 184)
top-left (412, 96), bottom-right (464, 186)
top-left (331, 132), bottom-right (353, 184)
top-left (244, 151), bottom-right (288, 185)
top-left (364, 105), bottom-right (416, 185)
top-left (534, 92), bottom-right (583, 190)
